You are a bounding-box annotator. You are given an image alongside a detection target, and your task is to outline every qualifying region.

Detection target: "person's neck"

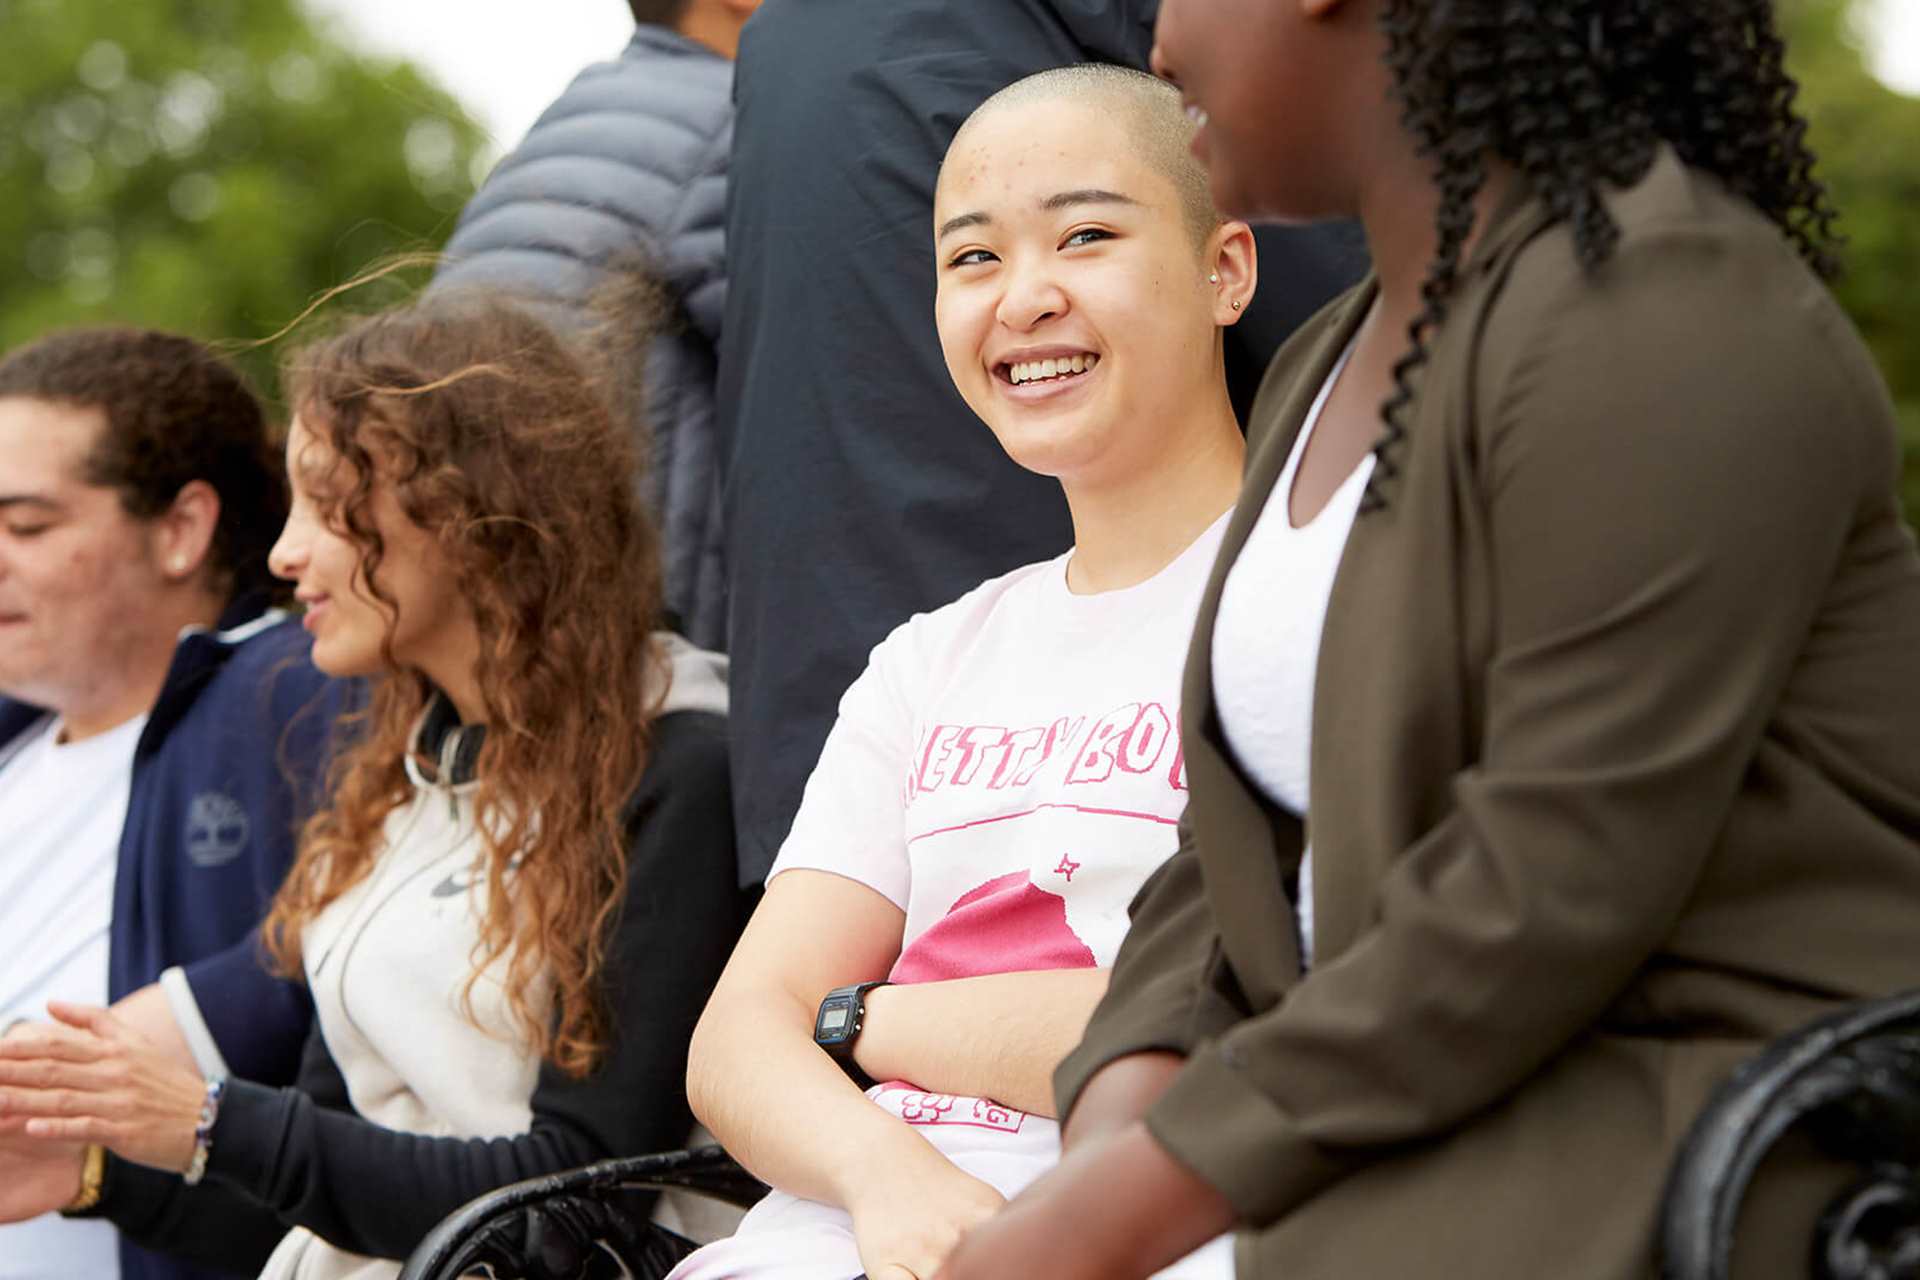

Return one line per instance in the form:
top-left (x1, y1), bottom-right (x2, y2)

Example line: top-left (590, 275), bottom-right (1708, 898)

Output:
top-left (1061, 398), bottom-right (1244, 595)
top-left (60, 590), bottom-right (226, 743)
top-left (60, 686), bottom-right (156, 744)
top-left (416, 626), bottom-right (488, 729)
top-left (1357, 152), bottom-right (1515, 332)
top-left (670, 7), bottom-right (742, 59)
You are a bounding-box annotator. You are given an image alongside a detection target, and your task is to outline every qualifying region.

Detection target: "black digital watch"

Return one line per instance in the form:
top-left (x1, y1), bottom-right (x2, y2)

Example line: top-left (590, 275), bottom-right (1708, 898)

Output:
top-left (814, 980), bottom-right (889, 1085)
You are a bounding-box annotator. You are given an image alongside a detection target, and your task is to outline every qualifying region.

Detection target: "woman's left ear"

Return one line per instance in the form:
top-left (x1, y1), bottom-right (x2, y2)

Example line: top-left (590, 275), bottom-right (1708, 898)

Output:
top-left (1209, 220), bottom-right (1259, 326)
top-left (152, 479), bottom-right (221, 585)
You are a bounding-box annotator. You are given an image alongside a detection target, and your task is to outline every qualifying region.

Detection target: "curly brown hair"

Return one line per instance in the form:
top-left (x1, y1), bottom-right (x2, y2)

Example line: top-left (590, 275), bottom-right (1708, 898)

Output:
top-left (260, 292), bottom-right (666, 1076)
top-left (0, 327), bottom-right (288, 602)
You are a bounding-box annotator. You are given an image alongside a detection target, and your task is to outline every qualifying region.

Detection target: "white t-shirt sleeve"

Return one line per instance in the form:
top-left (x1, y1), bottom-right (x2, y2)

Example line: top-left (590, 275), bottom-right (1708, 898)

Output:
top-left (766, 621), bottom-right (925, 910)
top-left (160, 964), bottom-right (232, 1078)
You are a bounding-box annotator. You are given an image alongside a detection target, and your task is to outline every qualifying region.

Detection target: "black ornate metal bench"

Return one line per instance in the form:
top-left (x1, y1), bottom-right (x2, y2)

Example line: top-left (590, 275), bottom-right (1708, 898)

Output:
top-left (399, 992), bottom-right (1920, 1280)
top-left (1659, 990), bottom-right (1920, 1280)
top-left (395, 1145), bottom-right (768, 1280)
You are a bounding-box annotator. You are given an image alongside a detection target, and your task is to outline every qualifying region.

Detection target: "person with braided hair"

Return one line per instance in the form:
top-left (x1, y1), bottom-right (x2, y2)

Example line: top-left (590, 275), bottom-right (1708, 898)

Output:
top-left (935, 2), bottom-right (1920, 1278)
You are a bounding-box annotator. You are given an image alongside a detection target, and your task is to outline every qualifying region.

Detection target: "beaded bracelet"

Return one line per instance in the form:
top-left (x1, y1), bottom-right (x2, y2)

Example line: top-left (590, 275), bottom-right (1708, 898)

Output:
top-left (182, 1077), bottom-right (226, 1187)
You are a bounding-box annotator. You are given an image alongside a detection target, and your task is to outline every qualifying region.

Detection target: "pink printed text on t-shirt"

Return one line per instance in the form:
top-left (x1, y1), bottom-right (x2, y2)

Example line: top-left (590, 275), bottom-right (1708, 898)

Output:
top-left (902, 700), bottom-right (1187, 805)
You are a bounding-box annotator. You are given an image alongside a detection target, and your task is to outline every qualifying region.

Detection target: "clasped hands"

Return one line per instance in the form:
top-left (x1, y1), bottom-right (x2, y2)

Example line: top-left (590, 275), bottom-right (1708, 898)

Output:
top-left (0, 1011), bottom-right (1236, 1273)
top-left (0, 1000), bottom-right (207, 1222)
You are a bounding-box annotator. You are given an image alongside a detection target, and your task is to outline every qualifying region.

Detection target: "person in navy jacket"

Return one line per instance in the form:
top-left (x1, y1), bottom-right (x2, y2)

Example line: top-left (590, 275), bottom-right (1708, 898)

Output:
top-left (0, 327), bottom-right (348, 1280)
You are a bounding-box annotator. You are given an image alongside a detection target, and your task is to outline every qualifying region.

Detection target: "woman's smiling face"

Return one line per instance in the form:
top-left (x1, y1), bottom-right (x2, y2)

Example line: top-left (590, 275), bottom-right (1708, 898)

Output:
top-left (267, 414), bottom-right (468, 684)
top-left (932, 98), bottom-right (1228, 490)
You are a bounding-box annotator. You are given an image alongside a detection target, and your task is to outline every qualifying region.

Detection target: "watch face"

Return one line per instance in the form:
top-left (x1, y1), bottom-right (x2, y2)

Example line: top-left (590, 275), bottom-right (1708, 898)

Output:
top-left (817, 997), bottom-right (854, 1043)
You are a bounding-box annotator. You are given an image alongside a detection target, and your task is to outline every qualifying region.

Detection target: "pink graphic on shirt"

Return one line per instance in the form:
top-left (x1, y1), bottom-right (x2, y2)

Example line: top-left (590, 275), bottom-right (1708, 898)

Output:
top-left (896, 1091), bottom-right (957, 1123)
top-left (890, 870), bottom-right (1097, 984)
top-left (908, 717), bottom-right (1088, 800)
top-left (873, 1086), bottom-right (1030, 1134)
top-left (905, 702), bottom-right (1186, 803)
top-left (1064, 702), bottom-right (1174, 785)
top-left (907, 801), bottom-right (1177, 846)
top-left (1167, 735), bottom-right (1189, 792)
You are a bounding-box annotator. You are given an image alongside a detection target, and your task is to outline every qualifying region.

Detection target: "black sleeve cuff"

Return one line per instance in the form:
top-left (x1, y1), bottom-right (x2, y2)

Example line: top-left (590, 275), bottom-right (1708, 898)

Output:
top-left (205, 1077), bottom-right (299, 1197)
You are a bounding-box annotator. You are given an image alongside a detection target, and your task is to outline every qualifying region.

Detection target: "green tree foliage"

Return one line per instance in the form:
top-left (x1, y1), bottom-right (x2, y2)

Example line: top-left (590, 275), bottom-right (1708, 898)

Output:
top-left (1782, 0), bottom-right (1920, 523)
top-left (1, 0), bottom-right (1913, 525)
top-left (0, 0), bottom-right (486, 398)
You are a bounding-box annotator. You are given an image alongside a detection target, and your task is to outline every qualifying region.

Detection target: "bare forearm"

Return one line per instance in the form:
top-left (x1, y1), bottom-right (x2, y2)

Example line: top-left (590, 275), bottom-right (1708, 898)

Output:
top-left (687, 986), bottom-right (954, 1208)
top-left (854, 969), bottom-right (1111, 1117)
top-left (1061, 1051), bottom-right (1184, 1151)
top-left (934, 1121), bottom-right (1235, 1280)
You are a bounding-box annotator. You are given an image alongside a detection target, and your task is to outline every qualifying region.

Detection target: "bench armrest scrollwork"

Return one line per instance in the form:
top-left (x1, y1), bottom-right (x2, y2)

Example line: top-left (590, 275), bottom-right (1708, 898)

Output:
top-left (398, 1145), bottom-right (768, 1280)
top-left (1660, 991), bottom-right (1920, 1280)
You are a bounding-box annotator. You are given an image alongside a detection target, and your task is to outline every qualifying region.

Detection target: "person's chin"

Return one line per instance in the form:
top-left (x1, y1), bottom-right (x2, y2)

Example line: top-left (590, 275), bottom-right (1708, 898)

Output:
top-left (0, 666), bottom-right (39, 705)
top-left (1201, 141), bottom-right (1278, 224)
top-left (1207, 168), bottom-right (1262, 225)
top-left (1213, 162), bottom-right (1325, 227)
top-left (996, 425), bottom-right (1103, 483)
top-left (0, 644), bottom-right (46, 691)
top-left (307, 634), bottom-right (380, 680)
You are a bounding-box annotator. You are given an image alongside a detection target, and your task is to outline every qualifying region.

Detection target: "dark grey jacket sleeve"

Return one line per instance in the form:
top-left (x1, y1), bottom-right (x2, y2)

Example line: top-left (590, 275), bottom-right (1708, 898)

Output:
top-left (432, 28), bottom-right (733, 332)
top-left (661, 118), bottom-right (729, 345)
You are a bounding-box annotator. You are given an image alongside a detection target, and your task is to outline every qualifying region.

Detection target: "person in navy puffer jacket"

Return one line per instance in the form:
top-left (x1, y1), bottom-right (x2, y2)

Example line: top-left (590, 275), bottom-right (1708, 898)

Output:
top-left (434, 0), bottom-right (760, 653)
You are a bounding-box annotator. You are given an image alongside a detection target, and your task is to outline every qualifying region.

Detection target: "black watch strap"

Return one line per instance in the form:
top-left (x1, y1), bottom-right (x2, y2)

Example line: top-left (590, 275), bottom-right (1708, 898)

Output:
top-left (814, 980), bottom-right (889, 1086)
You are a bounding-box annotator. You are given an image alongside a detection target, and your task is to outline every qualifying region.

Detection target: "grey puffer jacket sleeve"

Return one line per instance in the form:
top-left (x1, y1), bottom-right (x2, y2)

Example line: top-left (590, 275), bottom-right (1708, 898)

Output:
top-left (434, 25), bottom-right (733, 649)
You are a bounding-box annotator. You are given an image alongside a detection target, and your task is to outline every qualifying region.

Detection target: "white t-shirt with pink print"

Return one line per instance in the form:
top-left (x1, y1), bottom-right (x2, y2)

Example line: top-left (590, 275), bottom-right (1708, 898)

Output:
top-left (669, 515), bottom-right (1236, 1280)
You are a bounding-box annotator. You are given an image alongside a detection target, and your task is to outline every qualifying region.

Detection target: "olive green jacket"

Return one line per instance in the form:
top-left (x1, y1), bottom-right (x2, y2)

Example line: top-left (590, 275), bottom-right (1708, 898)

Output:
top-left (1056, 150), bottom-right (1920, 1278)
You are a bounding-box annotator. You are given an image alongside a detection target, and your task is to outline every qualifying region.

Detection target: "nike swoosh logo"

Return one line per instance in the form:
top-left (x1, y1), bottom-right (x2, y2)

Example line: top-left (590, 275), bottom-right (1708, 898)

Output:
top-left (431, 872), bottom-right (475, 899)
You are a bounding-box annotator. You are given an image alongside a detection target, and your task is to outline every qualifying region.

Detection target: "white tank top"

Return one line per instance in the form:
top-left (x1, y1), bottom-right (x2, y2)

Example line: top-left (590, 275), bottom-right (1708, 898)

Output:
top-left (1210, 344), bottom-right (1370, 967)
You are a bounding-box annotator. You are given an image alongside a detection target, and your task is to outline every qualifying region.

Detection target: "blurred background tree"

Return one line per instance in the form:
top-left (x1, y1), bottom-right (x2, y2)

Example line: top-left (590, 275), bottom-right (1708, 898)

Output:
top-left (1783, 0), bottom-right (1919, 521)
top-left (0, 0), bottom-right (485, 398)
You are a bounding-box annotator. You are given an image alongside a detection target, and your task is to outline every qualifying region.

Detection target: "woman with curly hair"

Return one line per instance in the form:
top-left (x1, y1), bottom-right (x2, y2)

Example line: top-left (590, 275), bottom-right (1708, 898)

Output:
top-left (0, 293), bottom-right (742, 1278)
top-left (938, 2), bottom-right (1920, 1279)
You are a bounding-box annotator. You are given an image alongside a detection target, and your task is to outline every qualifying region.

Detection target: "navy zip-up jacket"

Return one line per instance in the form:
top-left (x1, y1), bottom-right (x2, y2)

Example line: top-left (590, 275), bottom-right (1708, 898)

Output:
top-left (0, 595), bottom-right (350, 1280)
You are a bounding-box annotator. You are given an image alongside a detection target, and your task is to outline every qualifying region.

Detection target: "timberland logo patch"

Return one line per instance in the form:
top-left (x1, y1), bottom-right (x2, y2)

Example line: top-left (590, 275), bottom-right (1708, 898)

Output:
top-left (185, 792), bottom-right (249, 868)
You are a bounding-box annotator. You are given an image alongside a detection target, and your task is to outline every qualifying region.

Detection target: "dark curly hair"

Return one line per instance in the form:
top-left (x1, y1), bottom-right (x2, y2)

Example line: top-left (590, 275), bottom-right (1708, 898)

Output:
top-left (0, 328), bottom-right (289, 600)
top-left (1367, 0), bottom-right (1840, 509)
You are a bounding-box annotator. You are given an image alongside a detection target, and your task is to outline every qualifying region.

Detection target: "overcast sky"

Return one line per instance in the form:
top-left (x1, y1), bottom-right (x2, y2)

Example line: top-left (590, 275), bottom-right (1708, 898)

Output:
top-left (304, 0), bottom-right (1919, 161)
top-left (302, 0), bottom-right (634, 158)
top-left (1858, 0), bottom-right (1920, 93)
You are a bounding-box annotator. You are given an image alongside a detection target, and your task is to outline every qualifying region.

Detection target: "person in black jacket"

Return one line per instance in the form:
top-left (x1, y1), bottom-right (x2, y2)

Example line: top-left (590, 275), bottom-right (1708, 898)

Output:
top-left (0, 293), bottom-right (744, 1278)
top-left (718, 0), bottom-right (1367, 889)
top-left (434, 0), bottom-right (761, 652)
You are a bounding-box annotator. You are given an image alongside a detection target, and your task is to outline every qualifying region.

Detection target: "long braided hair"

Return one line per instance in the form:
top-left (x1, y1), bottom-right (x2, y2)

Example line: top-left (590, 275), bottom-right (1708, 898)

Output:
top-left (1366, 0), bottom-right (1840, 508)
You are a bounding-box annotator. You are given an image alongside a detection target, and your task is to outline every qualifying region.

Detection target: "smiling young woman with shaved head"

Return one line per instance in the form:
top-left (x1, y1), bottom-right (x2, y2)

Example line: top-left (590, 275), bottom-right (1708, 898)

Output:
top-left (668, 65), bottom-right (1251, 1280)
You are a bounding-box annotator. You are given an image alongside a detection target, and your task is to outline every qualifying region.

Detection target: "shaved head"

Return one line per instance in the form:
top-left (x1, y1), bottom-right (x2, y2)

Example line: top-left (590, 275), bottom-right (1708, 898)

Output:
top-left (945, 64), bottom-right (1220, 246)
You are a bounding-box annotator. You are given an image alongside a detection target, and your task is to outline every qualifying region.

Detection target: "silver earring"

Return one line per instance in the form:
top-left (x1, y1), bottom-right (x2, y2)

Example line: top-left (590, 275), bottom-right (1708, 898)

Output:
top-left (1208, 273), bottom-right (1219, 284)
